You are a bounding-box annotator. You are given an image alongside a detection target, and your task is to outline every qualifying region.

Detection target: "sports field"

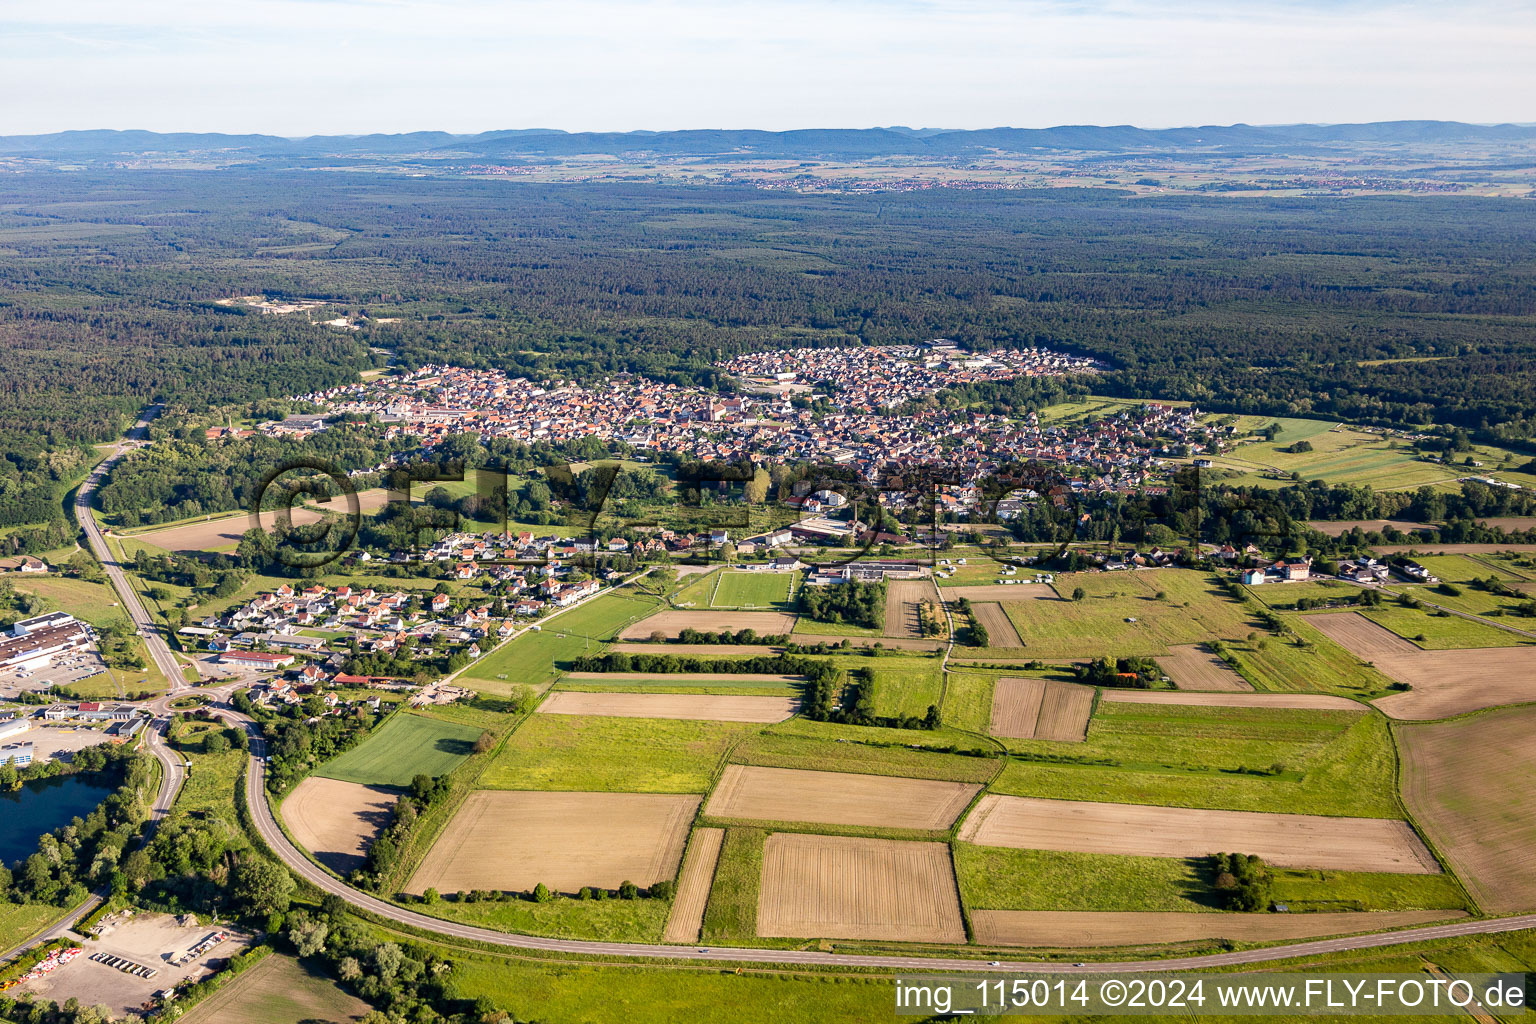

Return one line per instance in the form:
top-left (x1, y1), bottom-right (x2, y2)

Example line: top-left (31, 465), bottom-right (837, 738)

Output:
top-left (407, 791), bottom-right (699, 894)
top-left (463, 628), bottom-right (603, 688)
top-left (550, 591), bottom-right (665, 639)
top-left (710, 571), bottom-right (794, 609)
top-left (988, 677), bottom-right (1094, 741)
top-left (959, 795), bottom-right (1438, 873)
top-left (704, 765), bottom-right (980, 830)
top-left (313, 712), bottom-right (483, 787)
top-left (1398, 706), bottom-right (1536, 913)
top-left (282, 777), bottom-right (398, 874)
top-left (755, 833), bottom-right (966, 943)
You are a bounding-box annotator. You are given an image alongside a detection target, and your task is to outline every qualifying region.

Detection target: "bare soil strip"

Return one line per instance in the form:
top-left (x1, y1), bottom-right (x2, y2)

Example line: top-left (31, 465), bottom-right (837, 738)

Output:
top-left (537, 691), bottom-right (797, 723)
top-left (663, 828), bottom-right (726, 943)
top-left (1373, 543), bottom-right (1536, 555)
top-left (884, 579), bottom-right (936, 639)
top-left (756, 833), bottom-right (966, 943)
top-left (407, 791), bottom-right (699, 894)
top-left (282, 777), bottom-right (398, 874)
top-left (620, 610), bottom-right (798, 640)
top-left (564, 672), bottom-right (802, 683)
top-left (941, 583), bottom-right (1057, 602)
top-left (1156, 644), bottom-right (1254, 692)
top-left (1307, 612), bottom-right (1421, 657)
top-left (989, 677), bottom-right (1046, 738)
top-left (972, 602), bottom-right (1025, 647)
top-left (958, 795), bottom-right (1439, 874)
top-left (971, 910), bottom-right (1464, 948)
top-left (1399, 706), bottom-right (1536, 913)
top-left (1035, 681), bottom-right (1095, 742)
top-left (1307, 519), bottom-right (1430, 537)
top-left (705, 765), bottom-right (980, 830)
top-left (135, 488), bottom-right (395, 552)
top-left (1101, 690), bottom-right (1363, 711)
top-left (610, 643), bottom-right (781, 656)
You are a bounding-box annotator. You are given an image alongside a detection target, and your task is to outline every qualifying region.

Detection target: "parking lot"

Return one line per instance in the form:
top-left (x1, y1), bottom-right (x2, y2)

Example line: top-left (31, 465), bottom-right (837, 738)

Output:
top-left (0, 647), bottom-right (111, 699)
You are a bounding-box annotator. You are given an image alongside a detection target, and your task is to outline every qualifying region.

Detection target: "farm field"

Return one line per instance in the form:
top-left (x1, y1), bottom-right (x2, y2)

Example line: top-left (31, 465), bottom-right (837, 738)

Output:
top-left (755, 833), bottom-right (965, 943)
top-left (731, 730), bottom-right (999, 784)
top-left (1308, 519), bottom-right (1431, 537)
top-left (461, 628), bottom-right (603, 689)
top-left (709, 571), bottom-right (793, 609)
top-left (940, 583), bottom-right (1055, 602)
top-left (407, 791), bottom-right (699, 894)
top-left (551, 590), bottom-right (665, 639)
top-left (1360, 604), bottom-right (1532, 650)
top-left (1099, 690), bottom-right (1363, 711)
top-left (610, 643), bottom-right (781, 656)
top-left (704, 765), bottom-right (979, 830)
top-left (999, 570), bottom-right (1259, 659)
top-left (481, 714), bottom-right (756, 792)
top-left (883, 579), bottom-right (936, 638)
top-left (282, 777), bottom-right (398, 874)
top-left (621, 609), bottom-right (798, 639)
top-left (1209, 425), bottom-right (1459, 491)
top-left (1156, 644), bottom-right (1253, 691)
top-left (970, 909), bottom-right (1463, 948)
top-left (986, 698), bottom-right (1397, 815)
top-left (313, 712), bottom-right (482, 787)
top-left (129, 487), bottom-right (399, 553)
top-left (1398, 706), bottom-right (1536, 913)
top-left (958, 795), bottom-right (1438, 873)
top-left (971, 602), bottom-right (1024, 647)
top-left (988, 677), bottom-right (1093, 741)
top-left (179, 953), bottom-right (371, 1024)
top-left (537, 690), bottom-right (798, 722)
top-left (663, 827), bottom-right (725, 943)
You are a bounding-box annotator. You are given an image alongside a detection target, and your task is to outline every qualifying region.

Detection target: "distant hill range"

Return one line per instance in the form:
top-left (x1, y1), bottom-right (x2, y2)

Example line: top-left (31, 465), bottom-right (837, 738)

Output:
top-left (3, 122), bottom-right (1535, 163)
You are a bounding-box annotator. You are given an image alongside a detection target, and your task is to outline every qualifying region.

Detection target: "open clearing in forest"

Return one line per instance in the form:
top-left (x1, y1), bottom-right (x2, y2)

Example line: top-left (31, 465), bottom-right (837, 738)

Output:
top-left (756, 833), bottom-right (966, 943)
top-left (1399, 706), bottom-right (1536, 913)
top-left (620, 609), bottom-right (798, 639)
top-left (180, 953), bottom-right (372, 1024)
top-left (313, 712), bottom-right (482, 787)
top-left (407, 791), bottom-right (699, 894)
top-left (1309, 612), bottom-right (1536, 719)
top-left (282, 777), bottom-right (397, 874)
top-left (972, 602), bottom-right (1024, 647)
top-left (537, 690), bottom-right (797, 723)
top-left (958, 795), bottom-right (1438, 873)
top-left (884, 579), bottom-right (936, 638)
top-left (663, 828), bottom-right (725, 943)
top-left (988, 678), bottom-right (1094, 741)
top-left (1099, 690), bottom-right (1363, 711)
top-left (969, 909), bottom-right (1463, 948)
top-left (1157, 644), bottom-right (1253, 691)
top-left (704, 765), bottom-right (979, 830)
top-left (940, 583), bottom-right (1056, 602)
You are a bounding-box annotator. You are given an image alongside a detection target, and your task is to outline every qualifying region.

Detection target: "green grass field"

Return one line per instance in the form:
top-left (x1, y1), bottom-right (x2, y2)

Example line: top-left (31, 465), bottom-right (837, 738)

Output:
top-left (463, 628), bottom-right (605, 688)
top-left (1361, 605), bottom-right (1533, 649)
top-left (710, 571), bottom-right (793, 609)
top-left (1208, 425), bottom-right (1462, 491)
top-left (731, 728), bottom-right (999, 783)
top-left (0, 903), bottom-right (70, 955)
top-left (549, 590), bottom-right (663, 639)
top-left (1222, 621), bottom-right (1398, 698)
top-left (987, 704), bottom-right (1399, 817)
top-left (998, 569), bottom-right (1260, 658)
top-left (480, 714), bottom-right (754, 793)
top-left (867, 661), bottom-right (945, 720)
top-left (414, 891), bottom-right (670, 942)
top-left (180, 952), bottom-right (371, 1024)
top-left (698, 826), bottom-right (765, 944)
top-left (314, 712), bottom-right (483, 787)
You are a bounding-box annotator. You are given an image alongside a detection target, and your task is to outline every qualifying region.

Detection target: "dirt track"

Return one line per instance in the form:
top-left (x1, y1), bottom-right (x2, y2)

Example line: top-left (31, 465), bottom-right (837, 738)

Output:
top-left (1156, 644), bottom-right (1253, 691)
top-left (407, 791), bottom-right (699, 894)
top-left (958, 795), bottom-right (1439, 873)
top-left (282, 777), bottom-right (398, 874)
top-left (1100, 690), bottom-right (1363, 711)
top-left (971, 910), bottom-right (1464, 948)
top-left (621, 610), bottom-right (798, 639)
top-left (1399, 706), bottom-right (1536, 913)
top-left (757, 833), bottom-right (966, 943)
top-left (538, 691), bottom-right (797, 722)
top-left (705, 765), bottom-right (979, 830)
top-left (663, 828), bottom-right (725, 943)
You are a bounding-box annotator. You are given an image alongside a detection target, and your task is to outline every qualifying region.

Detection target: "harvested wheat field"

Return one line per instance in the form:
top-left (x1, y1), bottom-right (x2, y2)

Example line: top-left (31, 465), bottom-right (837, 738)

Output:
top-left (1370, 648), bottom-right (1536, 719)
top-left (1100, 690), bottom-right (1363, 711)
top-left (705, 765), bottom-right (979, 830)
top-left (1399, 706), bottom-right (1536, 912)
top-left (620, 610), bottom-right (798, 640)
top-left (407, 791), bottom-right (699, 895)
top-left (1307, 519), bottom-right (1430, 537)
top-left (663, 828), bottom-right (725, 943)
top-left (1308, 612), bottom-right (1421, 657)
top-left (989, 678), bottom-right (1094, 741)
top-left (958, 795), bottom-right (1438, 873)
top-left (564, 672), bottom-right (801, 683)
top-left (282, 777), bottom-right (398, 874)
top-left (134, 488), bottom-right (395, 553)
top-left (940, 583), bottom-right (1056, 602)
top-left (970, 909), bottom-right (1463, 948)
top-left (884, 579), bottom-right (937, 638)
top-left (538, 691), bottom-right (797, 723)
top-left (1156, 644), bottom-right (1254, 692)
top-left (972, 602), bottom-right (1024, 647)
top-left (757, 833), bottom-right (965, 943)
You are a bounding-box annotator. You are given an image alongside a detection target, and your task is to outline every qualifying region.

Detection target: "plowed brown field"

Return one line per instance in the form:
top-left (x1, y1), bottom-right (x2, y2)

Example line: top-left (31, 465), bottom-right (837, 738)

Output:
top-left (537, 691), bottom-right (797, 723)
top-left (282, 777), bottom-right (397, 874)
top-left (885, 580), bottom-right (936, 639)
top-left (704, 765), bottom-right (979, 830)
top-left (663, 828), bottom-right (725, 943)
top-left (1156, 644), bottom-right (1254, 691)
top-left (989, 678), bottom-right (1094, 741)
top-left (972, 602), bottom-right (1024, 647)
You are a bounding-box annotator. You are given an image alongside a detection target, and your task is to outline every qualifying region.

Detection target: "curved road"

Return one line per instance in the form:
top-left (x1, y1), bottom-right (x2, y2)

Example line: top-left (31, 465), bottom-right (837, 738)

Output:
top-left (66, 410), bottom-right (1536, 974)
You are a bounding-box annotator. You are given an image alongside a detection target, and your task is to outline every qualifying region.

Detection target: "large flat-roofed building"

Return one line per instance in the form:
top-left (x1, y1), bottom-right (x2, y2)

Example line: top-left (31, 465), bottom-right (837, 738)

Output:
top-left (0, 616), bottom-right (91, 671)
top-left (0, 717), bottom-right (32, 743)
top-left (0, 741), bottom-right (33, 767)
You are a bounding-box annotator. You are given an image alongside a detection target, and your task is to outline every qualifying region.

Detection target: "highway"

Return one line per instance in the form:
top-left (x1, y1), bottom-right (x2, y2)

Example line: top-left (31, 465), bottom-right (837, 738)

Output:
top-left (57, 410), bottom-right (1536, 976)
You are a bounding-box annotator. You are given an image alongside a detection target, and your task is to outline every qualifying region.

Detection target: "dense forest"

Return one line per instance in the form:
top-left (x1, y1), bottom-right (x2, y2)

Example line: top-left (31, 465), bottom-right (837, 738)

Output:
top-left (2, 173), bottom-right (1534, 538)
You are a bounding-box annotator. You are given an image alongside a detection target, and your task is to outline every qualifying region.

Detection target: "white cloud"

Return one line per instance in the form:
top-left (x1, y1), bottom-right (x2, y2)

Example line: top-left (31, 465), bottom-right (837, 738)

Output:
top-left (2, 0), bottom-right (1533, 134)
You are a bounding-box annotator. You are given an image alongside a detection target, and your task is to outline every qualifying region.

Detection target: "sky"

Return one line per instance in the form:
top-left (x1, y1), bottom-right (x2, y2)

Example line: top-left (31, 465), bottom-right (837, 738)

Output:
top-left (3, 0), bottom-right (1534, 136)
